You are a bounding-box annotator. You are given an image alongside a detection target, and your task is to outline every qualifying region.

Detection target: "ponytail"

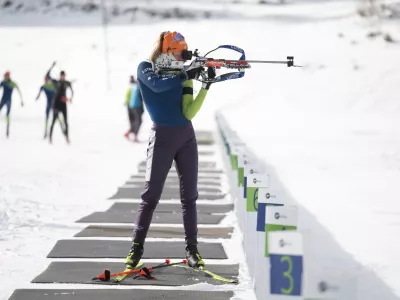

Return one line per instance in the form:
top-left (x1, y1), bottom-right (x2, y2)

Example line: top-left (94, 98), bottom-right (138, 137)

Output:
top-left (150, 31), bottom-right (168, 63)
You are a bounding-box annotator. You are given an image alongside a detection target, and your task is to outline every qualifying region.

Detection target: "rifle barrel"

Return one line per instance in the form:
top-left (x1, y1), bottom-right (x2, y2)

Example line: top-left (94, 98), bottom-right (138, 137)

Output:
top-left (231, 60), bottom-right (289, 64)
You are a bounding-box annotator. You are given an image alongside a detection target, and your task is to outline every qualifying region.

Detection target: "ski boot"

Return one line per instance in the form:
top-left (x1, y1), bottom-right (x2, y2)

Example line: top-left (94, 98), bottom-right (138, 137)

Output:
top-left (185, 244), bottom-right (205, 268)
top-left (124, 242), bottom-right (143, 268)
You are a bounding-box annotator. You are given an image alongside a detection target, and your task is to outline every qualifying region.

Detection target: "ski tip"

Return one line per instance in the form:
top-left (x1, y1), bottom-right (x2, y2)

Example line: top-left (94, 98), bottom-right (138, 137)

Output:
top-left (165, 259), bottom-right (170, 264)
top-left (183, 259), bottom-right (188, 264)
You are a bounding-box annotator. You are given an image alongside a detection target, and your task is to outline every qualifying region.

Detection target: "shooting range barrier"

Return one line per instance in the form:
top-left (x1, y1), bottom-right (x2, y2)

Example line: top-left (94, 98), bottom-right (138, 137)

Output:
top-left (216, 112), bottom-right (352, 300)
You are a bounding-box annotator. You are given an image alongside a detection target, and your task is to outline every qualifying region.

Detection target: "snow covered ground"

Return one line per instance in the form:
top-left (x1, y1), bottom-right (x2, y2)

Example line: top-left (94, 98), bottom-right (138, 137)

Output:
top-left (1, 0), bottom-right (400, 299)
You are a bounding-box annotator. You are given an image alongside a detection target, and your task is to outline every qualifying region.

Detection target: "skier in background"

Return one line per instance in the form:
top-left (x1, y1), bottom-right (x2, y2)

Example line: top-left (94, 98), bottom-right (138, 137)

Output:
top-left (46, 61), bottom-right (74, 144)
top-left (36, 75), bottom-right (57, 138)
top-left (124, 75), bottom-right (136, 140)
top-left (0, 71), bottom-right (24, 137)
top-left (124, 31), bottom-right (213, 270)
top-left (124, 75), bottom-right (144, 142)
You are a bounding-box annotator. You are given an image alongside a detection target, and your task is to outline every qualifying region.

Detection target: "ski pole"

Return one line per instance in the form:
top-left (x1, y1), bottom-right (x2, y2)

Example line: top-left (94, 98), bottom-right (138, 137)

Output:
top-left (92, 259), bottom-right (187, 281)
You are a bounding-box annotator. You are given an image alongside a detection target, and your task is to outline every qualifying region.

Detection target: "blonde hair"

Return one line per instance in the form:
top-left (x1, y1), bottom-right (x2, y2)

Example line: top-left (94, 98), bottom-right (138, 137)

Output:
top-left (150, 31), bottom-right (168, 63)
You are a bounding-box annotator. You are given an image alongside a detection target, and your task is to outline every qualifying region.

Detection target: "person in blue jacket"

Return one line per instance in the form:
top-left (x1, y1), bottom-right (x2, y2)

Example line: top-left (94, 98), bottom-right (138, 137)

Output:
top-left (128, 80), bottom-right (144, 142)
top-left (0, 71), bottom-right (23, 137)
top-left (36, 75), bottom-right (57, 138)
top-left (124, 31), bottom-right (213, 270)
top-left (124, 75), bottom-right (144, 142)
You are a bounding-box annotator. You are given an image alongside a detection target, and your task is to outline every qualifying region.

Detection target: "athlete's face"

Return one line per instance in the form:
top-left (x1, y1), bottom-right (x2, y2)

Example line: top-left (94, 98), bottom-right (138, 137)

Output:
top-left (173, 51), bottom-right (185, 61)
top-left (60, 74), bottom-right (66, 81)
top-left (4, 74), bottom-right (10, 81)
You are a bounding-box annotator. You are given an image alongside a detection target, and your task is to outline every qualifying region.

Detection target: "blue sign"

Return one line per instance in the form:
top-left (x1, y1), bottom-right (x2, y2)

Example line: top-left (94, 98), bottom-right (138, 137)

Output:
top-left (243, 176), bottom-right (247, 198)
top-left (270, 254), bottom-right (303, 296)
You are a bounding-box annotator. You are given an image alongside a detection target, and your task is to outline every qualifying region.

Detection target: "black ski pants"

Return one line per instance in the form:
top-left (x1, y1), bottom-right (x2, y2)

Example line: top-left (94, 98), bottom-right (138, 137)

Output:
top-left (132, 122), bottom-right (199, 246)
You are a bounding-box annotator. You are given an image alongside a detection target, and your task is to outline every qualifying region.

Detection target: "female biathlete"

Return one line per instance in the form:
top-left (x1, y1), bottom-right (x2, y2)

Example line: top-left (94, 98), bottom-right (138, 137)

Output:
top-left (124, 31), bottom-right (213, 269)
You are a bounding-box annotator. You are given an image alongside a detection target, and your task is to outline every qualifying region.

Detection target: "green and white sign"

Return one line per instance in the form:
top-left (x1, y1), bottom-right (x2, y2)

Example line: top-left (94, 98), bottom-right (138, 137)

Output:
top-left (246, 174), bottom-right (269, 212)
top-left (258, 187), bottom-right (285, 205)
top-left (265, 206), bottom-right (298, 257)
top-left (229, 145), bottom-right (246, 171)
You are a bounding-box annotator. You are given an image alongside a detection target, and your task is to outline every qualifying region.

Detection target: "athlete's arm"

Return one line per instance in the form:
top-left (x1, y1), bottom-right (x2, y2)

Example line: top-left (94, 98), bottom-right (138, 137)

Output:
top-left (125, 88), bottom-right (132, 106)
top-left (14, 82), bottom-right (24, 106)
top-left (137, 62), bottom-right (184, 93)
top-left (46, 61), bottom-right (57, 85)
top-left (182, 80), bottom-right (207, 120)
top-left (36, 86), bottom-right (43, 101)
top-left (68, 81), bottom-right (74, 102)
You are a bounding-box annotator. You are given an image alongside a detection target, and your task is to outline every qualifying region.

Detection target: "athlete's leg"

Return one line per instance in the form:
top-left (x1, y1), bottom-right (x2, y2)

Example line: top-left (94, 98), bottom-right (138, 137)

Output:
top-left (61, 106), bottom-right (68, 137)
top-left (49, 108), bottom-right (60, 143)
top-left (44, 100), bottom-right (52, 138)
top-left (174, 125), bottom-right (199, 246)
top-left (5, 101), bottom-right (11, 137)
top-left (132, 127), bottom-right (176, 244)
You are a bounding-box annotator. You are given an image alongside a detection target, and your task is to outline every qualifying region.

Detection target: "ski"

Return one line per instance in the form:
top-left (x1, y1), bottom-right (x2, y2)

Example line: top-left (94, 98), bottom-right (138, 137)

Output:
top-left (197, 266), bottom-right (239, 284)
top-left (113, 261), bottom-right (144, 283)
top-left (174, 265), bottom-right (239, 284)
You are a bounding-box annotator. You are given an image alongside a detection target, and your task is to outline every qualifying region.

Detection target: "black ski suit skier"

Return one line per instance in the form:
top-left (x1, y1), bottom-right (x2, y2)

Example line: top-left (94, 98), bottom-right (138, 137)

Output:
top-left (46, 62), bottom-right (73, 144)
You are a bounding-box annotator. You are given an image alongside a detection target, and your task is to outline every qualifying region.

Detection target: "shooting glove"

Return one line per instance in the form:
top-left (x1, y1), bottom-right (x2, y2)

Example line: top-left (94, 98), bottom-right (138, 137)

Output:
top-left (201, 67), bottom-right (216, 90)
top-left (186, 61), bottom-right (204, 80)
top-left (186, 66), bottom-right (204, 80)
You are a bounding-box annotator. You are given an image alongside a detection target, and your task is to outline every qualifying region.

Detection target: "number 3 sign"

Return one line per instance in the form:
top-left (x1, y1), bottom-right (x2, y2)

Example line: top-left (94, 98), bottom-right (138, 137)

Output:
top-left (269, 231), bottom-right (303, 297)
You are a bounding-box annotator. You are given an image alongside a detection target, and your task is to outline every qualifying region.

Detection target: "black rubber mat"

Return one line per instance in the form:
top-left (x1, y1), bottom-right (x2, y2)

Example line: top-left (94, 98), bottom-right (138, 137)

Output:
top-left (130, 174), bottom-right (222, 180)
top-left (109, 188), bottom-right (226, 200)
top-left (137, 166), bottom-right (223, 174)
top-left (195, 130), bottom-right (214, 139)
top-left (32, 261), bottom-right (238, 286)
top-left (196, 140), bottom-right (214, 145)
top-left (138, 169), bottom-right (223, 174)
top-left (8, 289), bottom-right (233, 300)
top-left (138, 160), bottom-right (217, 169)
top-left (47, 240), bottom-right (227, 259)
top-left (198, 150), bottom-right (215, 156)
top-left (75, 225), bottom-right (233, 238)
top-left (76, 211), bottom-right (224, 224)
top-left (108, 202), bottom-right (233, 214)
top-left (121, 185), bottom-right (223, 194)
top-left (126, 178), bottom-right (222, 186)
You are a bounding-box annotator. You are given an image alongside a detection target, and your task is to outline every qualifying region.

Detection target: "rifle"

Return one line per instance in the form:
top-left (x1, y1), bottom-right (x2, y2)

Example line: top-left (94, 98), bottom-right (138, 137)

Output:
top-left (183, 45), bottom-right (301, 83)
